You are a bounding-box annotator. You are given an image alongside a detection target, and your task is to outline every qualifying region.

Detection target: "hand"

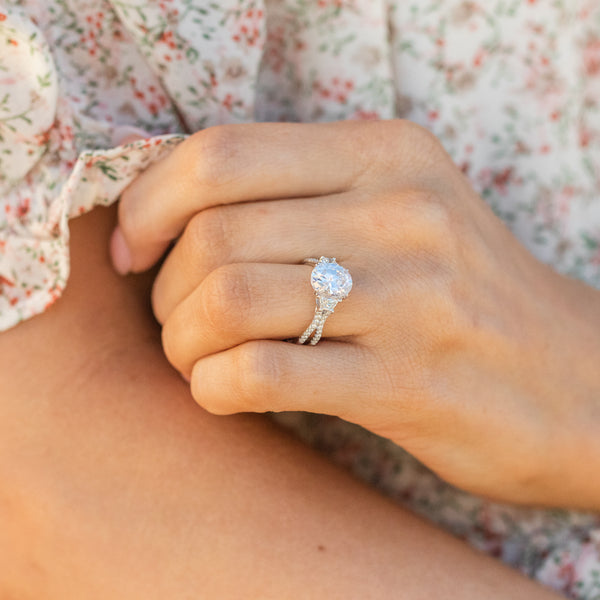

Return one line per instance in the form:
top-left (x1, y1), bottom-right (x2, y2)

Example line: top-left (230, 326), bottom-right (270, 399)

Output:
top-left (112, 120), bottom-right (600, 509)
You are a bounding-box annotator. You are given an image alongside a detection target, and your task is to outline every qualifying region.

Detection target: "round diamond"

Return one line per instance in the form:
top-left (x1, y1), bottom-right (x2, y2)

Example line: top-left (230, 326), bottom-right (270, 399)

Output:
top-left (310, 260), bottom-right (352, 299)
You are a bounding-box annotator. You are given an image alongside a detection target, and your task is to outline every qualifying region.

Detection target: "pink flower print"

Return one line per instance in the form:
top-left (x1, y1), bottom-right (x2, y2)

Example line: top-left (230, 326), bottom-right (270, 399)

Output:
top-left (58, 121), bottom-right (73, 144)
top-left (222, 93), bottom-right (242, 112)
top-left (158, 29), bottom-right (177, 50)
top-left (231, 7), bottom-right (264, 48)
top-left (129, 77), bottom-right (168, 117)
top-left (556, 561), bottom-right (577, 593)
top-left (158, 0), bottom-right (179, 17)
top-left (579, 127), bottom-right (592, 148)
top-left (571, 537), bottom-right (600, 589)
top-left (492, 167), bottom-right (513, 194)
top-left (451, 2), bottom-right (481, 25)
top-left (317, 0), bottom-right (352, 8)
top-left (32, 130), bottom-right (51, 148)
top-left (153, 30), bottom-right (184, 63)
top-left (313, 77), bottom-right (354, 104)
top-left (473, 49), bottom-right (486, 68)
top-left (264, 25), bottom-right (286, 74)
top-left (44, 285), bottom-right (63, 311)
top-left (557, 185), bottom-right (576, 220)
top-left (536, 550), bottom-right (580, 594)
top-left (16, 197), bottom-right (30, 220)
top-left (81, 13), bottom-right (106, 57)
top-left (0, 275), bottom-right (15, 290)
top-left (264, 24), bottom-right (306, 75)
top-left (353, 109), bottom-right (381, 121)
top-left (583, 37), bottom-right (600, 77)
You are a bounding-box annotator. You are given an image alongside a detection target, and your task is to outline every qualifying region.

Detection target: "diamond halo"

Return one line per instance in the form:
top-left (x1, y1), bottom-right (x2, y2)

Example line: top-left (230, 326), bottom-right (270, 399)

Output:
top-left (310, 257), bottom-right (353, 300)
top-left (296, 256), bottom-right (353, 345)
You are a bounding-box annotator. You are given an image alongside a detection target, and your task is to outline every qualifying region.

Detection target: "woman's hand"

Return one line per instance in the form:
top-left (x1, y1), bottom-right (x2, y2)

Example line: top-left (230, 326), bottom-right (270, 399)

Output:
top-left (0, 208), bottom-right (562, 600)
top-left (112, 120), bottom-right (600, 509)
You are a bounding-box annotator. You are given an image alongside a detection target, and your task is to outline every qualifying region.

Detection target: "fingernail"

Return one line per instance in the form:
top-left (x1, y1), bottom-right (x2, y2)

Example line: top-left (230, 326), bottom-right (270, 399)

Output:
top-left (110, 226), bottom-right (132, 275)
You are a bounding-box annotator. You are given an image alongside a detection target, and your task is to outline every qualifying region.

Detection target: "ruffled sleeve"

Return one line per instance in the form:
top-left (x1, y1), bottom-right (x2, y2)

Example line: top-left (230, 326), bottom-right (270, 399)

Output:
top-left (0, 5), bottom-right (185, 331)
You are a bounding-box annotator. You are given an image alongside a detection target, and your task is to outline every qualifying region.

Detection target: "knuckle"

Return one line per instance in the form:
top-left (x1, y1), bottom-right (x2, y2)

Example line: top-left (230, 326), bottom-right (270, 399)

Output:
top-left (391, 119), bottom-right (440, 152)
top-left (428, 280), bottom-right (465, 337)
top-left (232, 341), bottom-right (281, 408)
top-left (161, 313), bottom-right (185, 372)
top-left (360, 188), bottom-right (456, 251)
top-left (414, 190), bottom-right (455, 234)
top-left (189, 125), bottom-right (240, 189)
top-left (379, 119), bottom-right (445, 175)
top-left (382, 118), bottom-right (418, 140)
top-left (150, 276), bottom-right (168, 325)
top-left (353, 191), bottom-right (402, 243)
top-left (413, 275), bottom-right (480, 370)
top-left (200, 264), bottom-right (253, 334)
top-left (376, 119), bottom-right (424, 150)
top-left (400, 189), bottom-right (459, 254)
top-left (185, 207), bottom-right (232, 268)
top-left (195, 393), bottom-right (232, 416)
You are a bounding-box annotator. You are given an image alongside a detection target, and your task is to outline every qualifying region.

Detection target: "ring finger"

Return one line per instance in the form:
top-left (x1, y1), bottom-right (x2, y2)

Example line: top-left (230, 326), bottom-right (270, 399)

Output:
top-left (161, 261), bottom-right (371, 378)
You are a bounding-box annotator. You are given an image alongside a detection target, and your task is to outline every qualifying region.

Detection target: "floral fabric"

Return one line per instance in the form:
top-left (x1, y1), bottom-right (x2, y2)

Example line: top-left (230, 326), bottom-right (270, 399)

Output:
top-left (1, 0), bottom-right (600, 597)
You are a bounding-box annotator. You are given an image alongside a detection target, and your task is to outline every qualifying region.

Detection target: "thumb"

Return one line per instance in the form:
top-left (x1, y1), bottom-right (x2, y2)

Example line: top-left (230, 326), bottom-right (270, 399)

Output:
top-left (109, 126), bottom-right (152, 275)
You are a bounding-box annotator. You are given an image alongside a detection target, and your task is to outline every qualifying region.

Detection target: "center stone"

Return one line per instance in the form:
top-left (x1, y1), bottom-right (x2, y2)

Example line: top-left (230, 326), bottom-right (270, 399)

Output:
top-left (310, 259), bottom-right (353, 299)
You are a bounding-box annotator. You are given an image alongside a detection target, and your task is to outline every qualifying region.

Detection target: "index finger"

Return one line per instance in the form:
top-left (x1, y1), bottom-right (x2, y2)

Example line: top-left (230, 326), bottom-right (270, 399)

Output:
top-left (114, 120), bottom-right (385, 273)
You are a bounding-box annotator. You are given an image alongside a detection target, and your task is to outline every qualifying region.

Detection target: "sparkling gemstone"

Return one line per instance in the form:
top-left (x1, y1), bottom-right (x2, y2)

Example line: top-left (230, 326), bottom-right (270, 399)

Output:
top-left (310, 259), bottom-right (352, 300)
top-left (316, 296), bottom-right (339, 312)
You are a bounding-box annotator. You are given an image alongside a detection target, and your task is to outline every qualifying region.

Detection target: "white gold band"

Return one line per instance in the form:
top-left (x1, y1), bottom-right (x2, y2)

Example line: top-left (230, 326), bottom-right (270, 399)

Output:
top-left (296, 256), bottom-right (352, 346)
top-left (296, 307), bottom-right (333, 345)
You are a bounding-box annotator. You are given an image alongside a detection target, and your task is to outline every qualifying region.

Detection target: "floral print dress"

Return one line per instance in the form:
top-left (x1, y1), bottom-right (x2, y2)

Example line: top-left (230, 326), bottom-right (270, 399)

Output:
top-left (2, 0), bottom-right (600, 596)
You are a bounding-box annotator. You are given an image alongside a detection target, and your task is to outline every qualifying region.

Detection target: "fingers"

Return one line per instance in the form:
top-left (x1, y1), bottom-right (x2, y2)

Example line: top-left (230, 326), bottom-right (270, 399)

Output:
top-left (162, 262), bottom-right (370, 378)
top-left (116, 120), bottom-right (381, 272)
top-left (151, 194), bottom-right (358, 324)
top-left (190, 339), bottom-right (372, 417)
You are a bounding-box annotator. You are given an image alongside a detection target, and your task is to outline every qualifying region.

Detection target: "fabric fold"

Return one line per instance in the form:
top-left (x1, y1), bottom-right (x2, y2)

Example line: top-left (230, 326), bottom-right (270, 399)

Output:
top-left (255, 0), bottom-right (396, 123)
top-left (111, 0), bottom-right (267, 130)
top-left (0, 133), bottom-right (185, 329)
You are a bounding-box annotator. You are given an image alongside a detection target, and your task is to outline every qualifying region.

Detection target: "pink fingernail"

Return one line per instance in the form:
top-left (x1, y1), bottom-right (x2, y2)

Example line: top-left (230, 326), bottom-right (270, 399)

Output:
top-left (110, 226), bottom-right (132, 275)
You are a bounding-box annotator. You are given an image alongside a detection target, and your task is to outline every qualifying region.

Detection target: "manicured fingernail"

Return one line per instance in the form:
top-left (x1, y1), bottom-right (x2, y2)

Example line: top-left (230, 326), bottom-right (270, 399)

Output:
top-left (110, 226), bottom-right (131, 275)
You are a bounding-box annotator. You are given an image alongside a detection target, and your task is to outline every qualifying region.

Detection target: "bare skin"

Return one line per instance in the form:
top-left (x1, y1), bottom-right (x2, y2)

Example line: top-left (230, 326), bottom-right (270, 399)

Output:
top-left (114, 120), bottom-right (600, 510)
top-left (0, 205), bottom-right (562, 598)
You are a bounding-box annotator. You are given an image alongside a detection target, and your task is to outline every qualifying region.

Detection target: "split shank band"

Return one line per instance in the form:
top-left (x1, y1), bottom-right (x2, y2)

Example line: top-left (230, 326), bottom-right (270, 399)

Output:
top-left (295, 256), bottom-right (353, 346)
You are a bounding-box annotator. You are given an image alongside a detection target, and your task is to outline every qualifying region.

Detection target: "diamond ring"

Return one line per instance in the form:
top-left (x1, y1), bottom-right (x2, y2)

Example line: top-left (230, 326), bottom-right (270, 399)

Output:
top-left (296, 256), bottom-right (353, 345)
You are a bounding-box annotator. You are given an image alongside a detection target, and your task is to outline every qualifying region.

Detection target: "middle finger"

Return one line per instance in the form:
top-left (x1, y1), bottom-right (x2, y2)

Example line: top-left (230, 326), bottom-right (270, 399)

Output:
top-left (152, 193), bottom-right (359, 324)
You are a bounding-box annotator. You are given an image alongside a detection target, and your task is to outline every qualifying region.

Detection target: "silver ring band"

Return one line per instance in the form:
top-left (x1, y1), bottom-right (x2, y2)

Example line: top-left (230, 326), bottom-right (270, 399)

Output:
top-left (296, 256), bottom-right (353, 346)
